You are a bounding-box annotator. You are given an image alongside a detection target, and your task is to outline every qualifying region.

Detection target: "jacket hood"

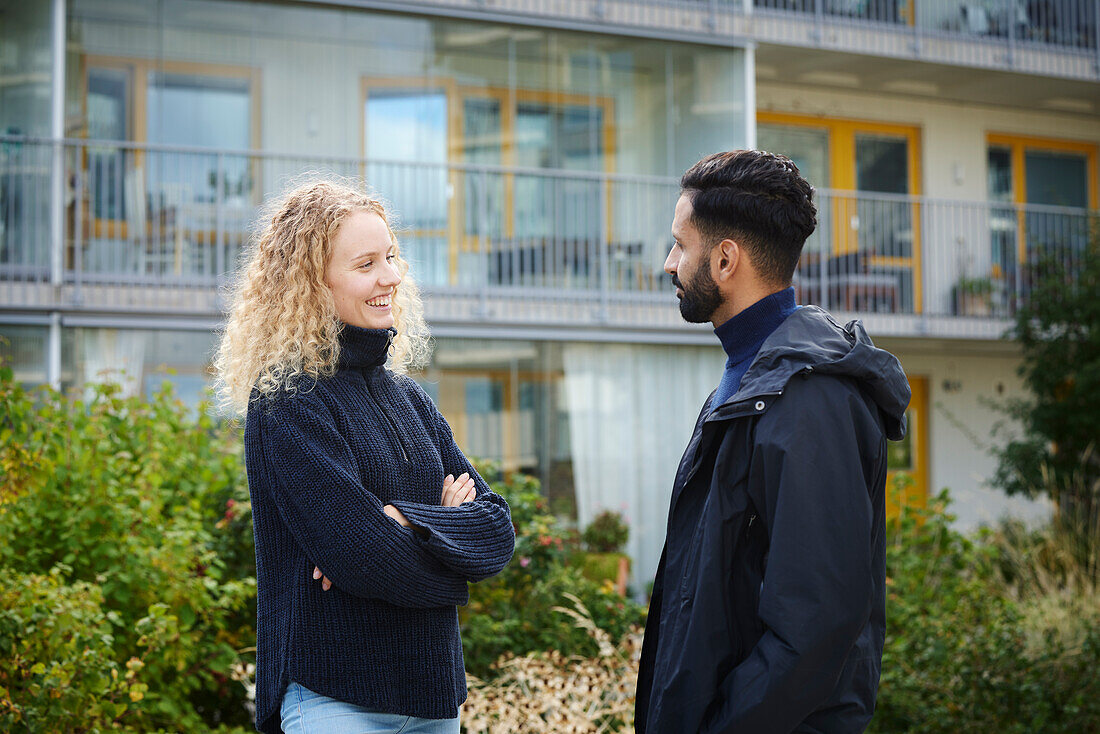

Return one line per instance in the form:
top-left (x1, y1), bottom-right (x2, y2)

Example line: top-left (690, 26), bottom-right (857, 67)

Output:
top-left (714, 306), bottom-right (910, 441)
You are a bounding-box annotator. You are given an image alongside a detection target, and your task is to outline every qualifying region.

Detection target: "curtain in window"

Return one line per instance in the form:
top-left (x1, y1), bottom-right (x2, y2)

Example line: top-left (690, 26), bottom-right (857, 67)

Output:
top-left (82, 329), bottom-right (146, 398)
top-left (562, 341), bottom-right (725, 596)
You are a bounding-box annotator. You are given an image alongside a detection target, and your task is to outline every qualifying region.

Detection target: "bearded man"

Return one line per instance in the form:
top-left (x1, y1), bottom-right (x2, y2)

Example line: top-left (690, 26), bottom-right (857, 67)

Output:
top-left (635, 150), bottom-right (911, 734)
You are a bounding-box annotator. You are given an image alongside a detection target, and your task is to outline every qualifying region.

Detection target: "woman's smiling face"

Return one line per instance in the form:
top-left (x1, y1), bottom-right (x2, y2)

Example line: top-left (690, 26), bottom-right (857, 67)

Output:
top-left (325, 210), bottom-right (402, 330)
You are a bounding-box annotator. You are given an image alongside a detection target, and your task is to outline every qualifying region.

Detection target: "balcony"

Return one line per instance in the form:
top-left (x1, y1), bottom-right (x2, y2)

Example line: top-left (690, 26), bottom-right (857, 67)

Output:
top-left (350, 0), bottom-right (1099, 81)
top-left (1, 137), bottom-right (1094, 341)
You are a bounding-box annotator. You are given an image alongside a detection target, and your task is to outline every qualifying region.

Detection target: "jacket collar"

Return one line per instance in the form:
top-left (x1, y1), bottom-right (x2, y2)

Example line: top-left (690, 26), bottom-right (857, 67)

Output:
top-left (706, 307), bottom-right (909, 441)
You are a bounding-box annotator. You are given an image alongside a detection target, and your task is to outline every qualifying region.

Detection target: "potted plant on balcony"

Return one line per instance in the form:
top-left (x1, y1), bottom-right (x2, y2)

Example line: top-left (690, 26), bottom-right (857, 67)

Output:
top-left (952, 275), bottom-right (995, 316)
top-left (576, 510), bottom-right (631, 596)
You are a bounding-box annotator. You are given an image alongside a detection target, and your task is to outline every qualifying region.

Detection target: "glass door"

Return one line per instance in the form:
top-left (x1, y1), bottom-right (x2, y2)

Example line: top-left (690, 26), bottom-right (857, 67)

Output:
top-left (985, 136), bottom-right (1096, 310)
top-left (146, 71), bottom-right (253, 277)
top-left (514, 102), bottom-right (604, 287)
top-left (757, 114), bottom-right (920, 313)
top-left (365, 87), bottom-right (451, 285)
top-left (757, 123), bottom-right (830, 255)
top-left (364, 80), bottom-right (614, 288)
top-left (853, 133), bottom-right (915, 312)
top-left (1024, 150), bottom-right (1090, 260)
top-left (86, 66), bottom-right (131, 236)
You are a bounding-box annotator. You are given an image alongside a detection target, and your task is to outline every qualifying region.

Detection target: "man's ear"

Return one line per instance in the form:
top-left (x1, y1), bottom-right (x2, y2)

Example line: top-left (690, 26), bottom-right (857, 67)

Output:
top-left (713, 238), bottom-right (739, 282)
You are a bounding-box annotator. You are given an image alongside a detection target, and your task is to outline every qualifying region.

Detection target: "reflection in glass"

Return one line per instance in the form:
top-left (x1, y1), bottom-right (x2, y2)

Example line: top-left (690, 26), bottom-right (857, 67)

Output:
top-left (87, 68), bottom-right (130, 221)
top-left (855, 134), bottom-right (910, 254)
top-left (416, 338), bottom-right (574, 514)
top-left (146, 72), bottom-right (252, 204)
top-left (0, 325), bottom-right (48, 386)
top-left (0, 2), bottom-right (53, 137)
top-left (365, 89), bottom-right (450, 284)
top-left (462, 97), bottom-right (504, 242)
top-left (65, 1), bottom-right (747, 292)
top-left (515, 103), bottom-right (603, 249)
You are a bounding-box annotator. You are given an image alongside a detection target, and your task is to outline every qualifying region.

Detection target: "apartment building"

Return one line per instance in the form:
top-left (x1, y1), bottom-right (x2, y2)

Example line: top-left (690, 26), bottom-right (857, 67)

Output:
top-left (2, 0), bottom-right (1096, 589)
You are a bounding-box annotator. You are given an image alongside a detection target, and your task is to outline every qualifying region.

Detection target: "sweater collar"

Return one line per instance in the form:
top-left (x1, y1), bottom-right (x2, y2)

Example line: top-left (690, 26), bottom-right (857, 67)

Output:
top-left (713, 287), bottom-right (797, 366)
top-left (337, 324), bottom-right (395, 370)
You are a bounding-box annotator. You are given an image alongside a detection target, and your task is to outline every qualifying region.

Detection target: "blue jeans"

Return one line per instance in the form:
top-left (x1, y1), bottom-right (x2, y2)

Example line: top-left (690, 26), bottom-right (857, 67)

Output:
top-left (280, 682), bottom-right (461, 734)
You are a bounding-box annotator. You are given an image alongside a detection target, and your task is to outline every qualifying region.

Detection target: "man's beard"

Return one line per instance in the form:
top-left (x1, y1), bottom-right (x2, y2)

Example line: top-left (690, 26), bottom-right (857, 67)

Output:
top-left (673, 263), bottom-right (723, 324)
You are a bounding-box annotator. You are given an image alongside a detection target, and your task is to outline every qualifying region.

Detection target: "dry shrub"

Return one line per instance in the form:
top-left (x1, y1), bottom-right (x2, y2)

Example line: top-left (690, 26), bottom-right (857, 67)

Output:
top-left (992, 516), bottom-right (1100, 656)
top-left (462, 593), bottom-right (642, 733)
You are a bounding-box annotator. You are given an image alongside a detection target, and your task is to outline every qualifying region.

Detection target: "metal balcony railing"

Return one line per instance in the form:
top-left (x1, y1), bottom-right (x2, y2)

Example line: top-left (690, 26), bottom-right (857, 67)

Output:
top-left (371, 0), bottom-right (1099, 80)
top-left (1, 137), bottom-right (1095, 336)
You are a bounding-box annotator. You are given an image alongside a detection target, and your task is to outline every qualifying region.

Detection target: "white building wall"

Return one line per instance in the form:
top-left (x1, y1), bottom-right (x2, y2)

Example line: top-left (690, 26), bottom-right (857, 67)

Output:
top-left (882, 340), bottom-right (1053, 531)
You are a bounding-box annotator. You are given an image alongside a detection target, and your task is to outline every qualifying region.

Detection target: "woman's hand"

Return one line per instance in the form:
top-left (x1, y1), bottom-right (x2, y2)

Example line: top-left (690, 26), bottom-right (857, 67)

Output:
top-left (441, 472), bottom-right (476, 507)
top-left (312, 565), bottom-right (332, 592)
top-left (383, 503), bottom-right (412, 527)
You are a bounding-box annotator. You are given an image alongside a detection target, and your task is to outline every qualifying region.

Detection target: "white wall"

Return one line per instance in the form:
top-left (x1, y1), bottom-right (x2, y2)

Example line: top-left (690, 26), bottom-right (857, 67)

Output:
top-left (881, 340), bottom-right (1053, 531)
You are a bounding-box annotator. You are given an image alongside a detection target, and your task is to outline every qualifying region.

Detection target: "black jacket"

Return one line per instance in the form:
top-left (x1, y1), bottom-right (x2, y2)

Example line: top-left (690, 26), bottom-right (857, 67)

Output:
top-left (636, 307), bottom-right (909, 734)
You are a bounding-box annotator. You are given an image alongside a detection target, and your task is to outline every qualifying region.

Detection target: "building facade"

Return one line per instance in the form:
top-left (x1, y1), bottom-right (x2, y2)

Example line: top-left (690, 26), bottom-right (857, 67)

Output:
top-left (2, 0), bottom-right (1096, 589)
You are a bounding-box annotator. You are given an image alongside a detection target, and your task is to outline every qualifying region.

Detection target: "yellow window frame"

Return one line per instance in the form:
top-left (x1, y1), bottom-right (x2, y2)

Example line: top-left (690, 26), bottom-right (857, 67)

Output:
top-left (986, 133), bottom-right (1099, 268)
top-left (886, 375), bottom-right (929, 517)
top-left (757, 111), bottom-right (924, 312)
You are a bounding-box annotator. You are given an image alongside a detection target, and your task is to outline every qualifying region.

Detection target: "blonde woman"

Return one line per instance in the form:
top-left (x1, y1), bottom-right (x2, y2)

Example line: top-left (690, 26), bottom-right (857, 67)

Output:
top-left (216, 180), bottom-right (515, 734)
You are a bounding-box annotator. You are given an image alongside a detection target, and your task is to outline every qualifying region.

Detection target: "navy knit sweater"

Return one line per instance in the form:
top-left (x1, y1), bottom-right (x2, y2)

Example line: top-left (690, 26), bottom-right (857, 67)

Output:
top-left (243, 325), bottom-right (515, 734)
top-left (710, 287), bottom-right (798, 410)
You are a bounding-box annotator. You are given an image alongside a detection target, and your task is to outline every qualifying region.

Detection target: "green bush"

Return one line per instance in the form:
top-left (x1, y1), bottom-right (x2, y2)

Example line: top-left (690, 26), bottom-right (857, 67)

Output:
top-left (581, 510), bottom-right (630, 553)
top-left (872, 485), bottom-right (1100, 733)
top-left (993, 239), bottom-right (1100, 578)
top-left (0, 565), bottom-right (146, 731)
top-left (462, 464), bottom-right (646, 678)
top-left (0, 367), bottom-right (255, 731)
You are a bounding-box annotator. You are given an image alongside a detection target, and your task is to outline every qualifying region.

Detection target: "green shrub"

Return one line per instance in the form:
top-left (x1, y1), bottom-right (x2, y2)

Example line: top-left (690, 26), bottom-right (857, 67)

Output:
top-left (993, 239), bottom-right (1100, 577)
top-left (0, 565), bottom-right (146, 731)
top-left (872, 485), bottom-right (1100, 733)
top-left (462, 464), bottom-right (646, 678)
top-left (575, 551), bottom-right (629, 588)
top-left (0, 368), bottom-right (256, 731)
top-left (581, 510), bottom-right (630, 553)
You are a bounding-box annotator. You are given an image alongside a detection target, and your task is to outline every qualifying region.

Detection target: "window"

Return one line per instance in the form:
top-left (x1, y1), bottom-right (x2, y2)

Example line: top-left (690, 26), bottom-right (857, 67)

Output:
top-left (146, 72), bottom-right (252, 205)
top-left (60, 327), bottom-right (216, 410)
top-left (985, 135), bottom-right (1097, 288)
top-left (758, 113), bottom-right (922, 313)
top-left (79, 57), bottom-right (259, 276)
top-left (364, 80), bottom-right (614, 287)
top-left (0, 325), bottom-right (49, 387)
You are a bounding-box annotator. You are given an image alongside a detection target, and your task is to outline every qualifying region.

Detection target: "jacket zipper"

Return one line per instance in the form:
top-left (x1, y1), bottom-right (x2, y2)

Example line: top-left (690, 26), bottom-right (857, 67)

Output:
top-left (365, 373), bottom-right (410, 463)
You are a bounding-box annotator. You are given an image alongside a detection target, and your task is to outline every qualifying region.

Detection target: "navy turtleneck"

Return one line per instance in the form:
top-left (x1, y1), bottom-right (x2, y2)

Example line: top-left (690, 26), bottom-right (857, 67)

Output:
top-left (336, 324), bottom-right (395, 371)
top-left (710, 287), bottom-right (798, 410)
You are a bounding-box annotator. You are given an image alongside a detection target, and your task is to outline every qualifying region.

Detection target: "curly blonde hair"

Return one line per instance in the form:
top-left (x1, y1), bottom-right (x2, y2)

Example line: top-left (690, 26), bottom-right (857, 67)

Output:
top-left (214, 178), bottom-right (431, 414)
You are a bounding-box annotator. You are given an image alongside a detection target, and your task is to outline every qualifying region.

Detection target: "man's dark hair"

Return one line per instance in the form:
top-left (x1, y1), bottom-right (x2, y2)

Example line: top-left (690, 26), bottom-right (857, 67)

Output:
top-left (680, 150), bottom-right (817, 286)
